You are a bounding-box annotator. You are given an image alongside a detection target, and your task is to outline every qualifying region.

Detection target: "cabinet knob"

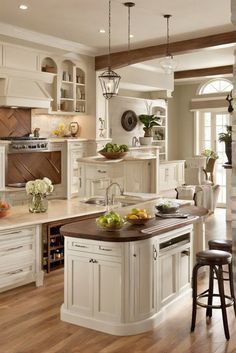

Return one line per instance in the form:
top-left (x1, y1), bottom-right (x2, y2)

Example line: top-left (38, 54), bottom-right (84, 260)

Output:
top-left (89, 258), bottom-right (93, 263)
top-left (93, 259), bottom-right (98, 263)
top-left (133, 254), bottom-right (137, 257)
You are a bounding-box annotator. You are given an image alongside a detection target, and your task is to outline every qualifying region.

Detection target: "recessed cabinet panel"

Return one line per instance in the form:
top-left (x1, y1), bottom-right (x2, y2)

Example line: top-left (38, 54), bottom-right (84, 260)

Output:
top-left (179, 247), bottom-right (191, 292)
top-left (159, 253), bottom-right (178, 306)
top-left (68, 254), bottom-right (93, 317)
top-left (4, 45), bottom-right (38, 71)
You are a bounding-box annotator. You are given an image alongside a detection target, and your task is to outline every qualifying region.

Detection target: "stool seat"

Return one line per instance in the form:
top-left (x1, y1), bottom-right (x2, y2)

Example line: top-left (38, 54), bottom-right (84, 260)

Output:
top-left (196, 250), bottom-right (231, 266)
top-left (208, 239), bottom-right (232, 253)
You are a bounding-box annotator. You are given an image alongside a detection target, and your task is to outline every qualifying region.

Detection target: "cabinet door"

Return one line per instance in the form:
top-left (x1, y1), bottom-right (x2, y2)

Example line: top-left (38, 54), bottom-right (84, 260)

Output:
top-left (125, 161), bottom-right (152, 193)
top-left (93, 258), bottom-right (122, 322)
top-left (70, 149), bottom-right (84, 196)
top-left (130, 240), bottom-right (157, 321)
top-left (159, 252), bottom-right (178, 307)
top-left (67, 254), bottom-right (93, 317)
top-left (85, 178), bottom-right (111, 197)
top-left (179, 247), bottom-right (191, 293)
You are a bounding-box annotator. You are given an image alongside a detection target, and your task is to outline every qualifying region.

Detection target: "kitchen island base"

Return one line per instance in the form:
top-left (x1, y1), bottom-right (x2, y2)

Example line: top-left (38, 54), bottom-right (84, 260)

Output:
top-left (60, 222), bottom-right (194, 335)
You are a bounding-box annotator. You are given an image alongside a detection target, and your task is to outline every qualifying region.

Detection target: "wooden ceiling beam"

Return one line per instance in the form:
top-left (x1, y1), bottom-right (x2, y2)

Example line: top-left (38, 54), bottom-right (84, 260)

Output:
top-left (95, 31), bottom-right (236, 71)
top-left (174, 65), bottom-right (233, 79)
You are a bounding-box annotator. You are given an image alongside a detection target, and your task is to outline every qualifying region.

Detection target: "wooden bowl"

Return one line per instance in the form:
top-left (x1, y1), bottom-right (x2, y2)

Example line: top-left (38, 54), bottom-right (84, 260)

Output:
top-left (126, 216), bottom-right (154, 225)
top-left (98, 151), bottom-right (128, 160)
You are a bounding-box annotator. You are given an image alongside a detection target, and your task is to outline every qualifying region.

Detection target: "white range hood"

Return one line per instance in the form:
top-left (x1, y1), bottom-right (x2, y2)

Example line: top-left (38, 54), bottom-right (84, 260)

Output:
top-left (0, 74), bottom-right (52, 109)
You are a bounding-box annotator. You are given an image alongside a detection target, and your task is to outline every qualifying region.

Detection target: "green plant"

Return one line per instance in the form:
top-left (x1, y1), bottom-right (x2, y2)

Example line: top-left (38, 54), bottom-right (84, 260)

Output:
top-left (138, 114), bottom-right (161, 128)
top-left (201, 149), bottom-right (219, 160)
top-left (218, 125), bottom-right (232, 143)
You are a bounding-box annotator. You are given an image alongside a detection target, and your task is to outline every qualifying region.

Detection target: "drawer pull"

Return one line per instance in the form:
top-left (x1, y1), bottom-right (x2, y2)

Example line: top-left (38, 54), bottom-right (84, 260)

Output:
top-left (7, 245), bottom-right (23, 251)
top-left (99, 246), bottom-right (112, 252)
top-left (2, 230), bottom-right (21, 235)
top-left (181, 250), bottom-right (190, 256)
top-left (74, 244), bottom-right (88, 248)
top-left (153, 246), bottom-right (157, 260)
top-left (7, 269), bottom-right (23, 275)
top-left (97, 170), bottom-right (107, 174)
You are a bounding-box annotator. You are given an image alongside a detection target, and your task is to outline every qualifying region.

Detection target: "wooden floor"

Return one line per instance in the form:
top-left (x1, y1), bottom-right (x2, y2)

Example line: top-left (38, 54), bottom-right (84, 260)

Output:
top-left (0, 208), bottom-right (236, 353)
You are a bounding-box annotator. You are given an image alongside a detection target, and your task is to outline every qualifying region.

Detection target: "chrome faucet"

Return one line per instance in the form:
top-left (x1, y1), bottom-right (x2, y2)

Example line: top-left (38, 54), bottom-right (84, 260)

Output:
top-left (132, 136), bottom-right (139, 147)
top-left (105, 182), bottom-right (124, 207)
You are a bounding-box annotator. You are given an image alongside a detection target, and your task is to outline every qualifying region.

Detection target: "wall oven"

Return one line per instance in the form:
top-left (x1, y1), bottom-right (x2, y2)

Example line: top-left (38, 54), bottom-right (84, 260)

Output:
top-left (0, 137), bottom-right (62, 188)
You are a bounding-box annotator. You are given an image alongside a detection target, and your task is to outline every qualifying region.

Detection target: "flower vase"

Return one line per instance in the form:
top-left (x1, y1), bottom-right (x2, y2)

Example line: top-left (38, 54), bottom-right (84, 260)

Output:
top-left (29, 194), bottom-right (48, 213)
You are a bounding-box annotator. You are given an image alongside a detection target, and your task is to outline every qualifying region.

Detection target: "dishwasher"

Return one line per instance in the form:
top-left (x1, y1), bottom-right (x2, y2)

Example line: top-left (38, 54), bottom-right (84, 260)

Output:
top-left (158, 232), bottom-right (192, 307)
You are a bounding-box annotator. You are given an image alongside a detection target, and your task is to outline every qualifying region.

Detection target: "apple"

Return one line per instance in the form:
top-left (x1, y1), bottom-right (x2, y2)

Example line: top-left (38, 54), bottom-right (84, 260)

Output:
top-left (0, 201), bottom-right (9, 209)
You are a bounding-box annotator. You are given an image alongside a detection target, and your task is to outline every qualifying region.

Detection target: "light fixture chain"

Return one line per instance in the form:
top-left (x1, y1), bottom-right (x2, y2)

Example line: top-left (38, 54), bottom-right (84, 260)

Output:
top-left (128, 5), bottom-right (131, 64)
top-left (108, 0), bottom-right (111, 69)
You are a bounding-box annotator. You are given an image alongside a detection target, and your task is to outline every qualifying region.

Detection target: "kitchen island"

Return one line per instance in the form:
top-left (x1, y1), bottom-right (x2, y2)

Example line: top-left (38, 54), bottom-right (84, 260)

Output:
top-left (60, 205), bottom-right (207, 336)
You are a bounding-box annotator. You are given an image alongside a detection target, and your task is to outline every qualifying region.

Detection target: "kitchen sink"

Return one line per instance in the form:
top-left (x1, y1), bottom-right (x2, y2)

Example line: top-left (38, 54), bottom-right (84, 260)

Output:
top-left (81, 195), bottom-right (143, 208)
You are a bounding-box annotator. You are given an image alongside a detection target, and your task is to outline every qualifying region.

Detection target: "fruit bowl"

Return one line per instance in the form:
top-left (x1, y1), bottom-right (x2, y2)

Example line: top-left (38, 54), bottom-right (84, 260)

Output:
top-left (98, 151), bottom-right (128, 160)
top-left (96, 211), bottom-right (126, 232)
top-left (0, 207), bottom-right (10, 217)
top-left (126, 216), bottom-right (154, 226)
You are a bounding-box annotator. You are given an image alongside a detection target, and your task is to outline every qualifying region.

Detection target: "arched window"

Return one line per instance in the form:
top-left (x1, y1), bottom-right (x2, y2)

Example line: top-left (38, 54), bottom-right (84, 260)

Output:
top-left (199, 79), bottom-right (233, 95)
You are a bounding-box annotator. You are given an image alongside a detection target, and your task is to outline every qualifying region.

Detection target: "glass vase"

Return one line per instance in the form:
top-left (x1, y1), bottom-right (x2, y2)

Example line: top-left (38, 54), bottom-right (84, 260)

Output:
top-left (29, 194), bottom-right (48, 213)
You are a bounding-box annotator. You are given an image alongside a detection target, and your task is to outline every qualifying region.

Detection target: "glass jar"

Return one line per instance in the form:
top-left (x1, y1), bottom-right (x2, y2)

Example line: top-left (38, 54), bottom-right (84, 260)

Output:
top-left (29, 194), bottom-right (48, 213)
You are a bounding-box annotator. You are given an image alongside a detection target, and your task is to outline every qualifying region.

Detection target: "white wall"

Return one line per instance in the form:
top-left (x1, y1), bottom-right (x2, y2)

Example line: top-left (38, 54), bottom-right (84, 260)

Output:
top-left (108, 96), bottom-right (166, 146)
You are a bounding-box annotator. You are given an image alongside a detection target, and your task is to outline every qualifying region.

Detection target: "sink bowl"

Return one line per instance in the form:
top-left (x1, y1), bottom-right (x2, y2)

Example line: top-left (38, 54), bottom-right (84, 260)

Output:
top-left (81, 195), bottom-right (142, 208)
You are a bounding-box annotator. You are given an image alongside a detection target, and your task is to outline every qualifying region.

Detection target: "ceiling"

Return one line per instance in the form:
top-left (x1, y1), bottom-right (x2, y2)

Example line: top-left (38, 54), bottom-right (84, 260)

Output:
top-left (0, 0), bottom-right (234, 78)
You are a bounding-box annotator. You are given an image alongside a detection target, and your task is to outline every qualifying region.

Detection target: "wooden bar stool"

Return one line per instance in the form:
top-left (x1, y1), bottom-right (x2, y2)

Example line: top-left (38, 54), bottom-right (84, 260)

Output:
top-left (191, 250), bottom-right (236, 340)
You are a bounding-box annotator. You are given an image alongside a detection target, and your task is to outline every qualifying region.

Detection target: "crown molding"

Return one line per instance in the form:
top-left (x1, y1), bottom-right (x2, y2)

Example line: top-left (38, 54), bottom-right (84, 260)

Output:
top-left (0, 22), bottom-right (98, 56)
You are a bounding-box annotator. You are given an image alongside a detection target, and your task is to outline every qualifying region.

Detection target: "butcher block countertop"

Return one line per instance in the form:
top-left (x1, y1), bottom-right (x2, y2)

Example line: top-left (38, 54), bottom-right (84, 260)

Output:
top-left (60, 205), bottom-right (208, 242)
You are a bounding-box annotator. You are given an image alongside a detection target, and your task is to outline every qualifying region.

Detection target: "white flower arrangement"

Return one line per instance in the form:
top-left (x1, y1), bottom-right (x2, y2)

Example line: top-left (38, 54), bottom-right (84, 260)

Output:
top-left (26, 177), bottom-right (54, 196)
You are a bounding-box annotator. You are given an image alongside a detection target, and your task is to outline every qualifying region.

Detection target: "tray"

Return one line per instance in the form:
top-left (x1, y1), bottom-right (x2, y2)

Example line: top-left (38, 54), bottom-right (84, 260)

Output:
top-left (155, 212), bottom-right (189, 219)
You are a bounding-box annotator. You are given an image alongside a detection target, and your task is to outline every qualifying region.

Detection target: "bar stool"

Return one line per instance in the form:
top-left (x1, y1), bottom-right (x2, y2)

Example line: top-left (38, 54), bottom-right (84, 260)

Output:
top-left (191, 250), bottom-right (236, 340)
top-left (208, 239), bottom-right (232, 253)
top-left (209, 239), bottom-right (232, 281)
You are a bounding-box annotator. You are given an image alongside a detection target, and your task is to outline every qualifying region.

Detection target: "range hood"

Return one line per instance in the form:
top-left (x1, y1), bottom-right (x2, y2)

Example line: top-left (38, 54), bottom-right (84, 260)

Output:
top-left (0, 74), bottom-right (52, 109)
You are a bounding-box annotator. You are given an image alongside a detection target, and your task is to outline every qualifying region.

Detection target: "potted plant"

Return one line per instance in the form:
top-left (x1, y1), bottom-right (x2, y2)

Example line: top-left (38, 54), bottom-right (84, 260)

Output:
top-left (138, 114), bottom-right (161, 145)
top-left (218, 125), bottom-right (232, 164)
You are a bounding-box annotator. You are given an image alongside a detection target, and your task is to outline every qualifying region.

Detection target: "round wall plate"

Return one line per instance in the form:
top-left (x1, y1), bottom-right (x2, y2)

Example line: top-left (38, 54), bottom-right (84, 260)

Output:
top-left (121, 110), bottom-right (138, 131)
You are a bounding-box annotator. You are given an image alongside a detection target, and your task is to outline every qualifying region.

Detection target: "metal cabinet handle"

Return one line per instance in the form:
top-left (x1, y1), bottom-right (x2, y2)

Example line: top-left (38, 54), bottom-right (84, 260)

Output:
top-left (89, 258), bottom-right (93, 263)
top-left (7, 245), bottom-right (23, 251)
top-left (93, 259), bottom-right (98, 263)
top-left (181, 250), bottom-right (190, 256)
top-left (7, 269), bottom-right (23, 275)
top-left (99, 246), bottom-right (112, 252)
top-left (3, 230), bottom-right (21, 235)
top-left (153, 247), bottom-right (157, 260)
top-left (97, 170), bottom-right (107, 173)
top-left (79, 177), bottom-right (82, 188)
top-left (74, 244), bottom-right (88, 248)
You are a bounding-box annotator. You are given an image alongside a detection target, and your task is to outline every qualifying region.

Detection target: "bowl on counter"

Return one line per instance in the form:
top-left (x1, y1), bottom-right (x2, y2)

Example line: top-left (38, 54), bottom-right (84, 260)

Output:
top-left (126, 216), bottom-right (154, 226)
top-left (98, 151), bottom-right (128, 160)
top-left (155, 204), bottom-right (179, 214)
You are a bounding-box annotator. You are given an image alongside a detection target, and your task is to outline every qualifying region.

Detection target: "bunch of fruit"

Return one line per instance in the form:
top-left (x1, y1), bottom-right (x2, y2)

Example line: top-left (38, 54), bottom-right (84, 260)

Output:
top-left (101, 143), bottom-right (129, 153)
top-left (125, 208), bottom-right (152, 220)
top-left (97, 211), bottom-right (125, 231)
top-left (0, 200), bottom-right (10, 217)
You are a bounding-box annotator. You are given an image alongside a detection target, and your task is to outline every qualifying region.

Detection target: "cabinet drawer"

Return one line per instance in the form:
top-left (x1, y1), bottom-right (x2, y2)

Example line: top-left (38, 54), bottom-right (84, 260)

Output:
top-left (67, 239), bottom-right (94, 253)
top-left (0, 252), bottom-right (34, 274)
top-left (0, 236), bottom-right (34, 257)
top-left (94, 242), bottom-right (122, 257)
top-left (0, 226), bottom-right (36, 240)
top-left (0, 264), bottom-right (34, 290)
top-left (86, 165), bottom-right (109, 179)
top-left (70, 142), bottom-right (85, 149)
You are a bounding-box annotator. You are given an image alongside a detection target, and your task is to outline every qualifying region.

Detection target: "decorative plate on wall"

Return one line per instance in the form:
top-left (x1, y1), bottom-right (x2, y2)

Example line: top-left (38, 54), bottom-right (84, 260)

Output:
top-left (121, 110), bottom-right (138, 131)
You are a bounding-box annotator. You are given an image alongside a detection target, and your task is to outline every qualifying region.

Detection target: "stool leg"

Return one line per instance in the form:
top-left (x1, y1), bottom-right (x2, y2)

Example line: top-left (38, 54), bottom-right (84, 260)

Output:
top-left (228, 263), bottom-right (236, 316)
top-left (216, 265), bottom-right (230, 340)
top-left (191, 264), bottom-right (200, 332)
top-left (206, 265), bottom-right (214, 318)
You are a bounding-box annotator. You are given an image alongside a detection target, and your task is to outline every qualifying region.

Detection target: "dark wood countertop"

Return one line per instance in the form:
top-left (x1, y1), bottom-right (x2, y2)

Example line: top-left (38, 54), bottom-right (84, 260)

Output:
top-left (60, 205), bottom-right (208, 242)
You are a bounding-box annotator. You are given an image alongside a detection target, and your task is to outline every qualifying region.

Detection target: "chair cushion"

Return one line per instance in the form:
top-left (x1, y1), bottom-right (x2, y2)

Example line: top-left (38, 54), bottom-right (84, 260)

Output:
top-left (175, 186), bottom-right (195, 200)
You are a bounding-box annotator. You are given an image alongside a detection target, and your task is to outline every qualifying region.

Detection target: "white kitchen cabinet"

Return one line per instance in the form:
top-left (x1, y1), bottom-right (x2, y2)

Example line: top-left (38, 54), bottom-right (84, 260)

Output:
top-left (129, 238), bottom-right (157, 322)
top-left (151, 103), bottom-right (168, 161)
top-left (0, 225), bottom-right (44, 292)
top-left (78, 162), bottom-right (125, 198)
top-left (62, 225), bottom-right (193, 335)
top-left (159, 160), bottom-right (185, 192)
top-left (67, 141), bottom-right (87, 199)
top-left (125, 160), bottom-right (153, 194)
top-left (3, 44), bottom-right (39, 71)
top-left (66, 239), bottom-right (122, 323)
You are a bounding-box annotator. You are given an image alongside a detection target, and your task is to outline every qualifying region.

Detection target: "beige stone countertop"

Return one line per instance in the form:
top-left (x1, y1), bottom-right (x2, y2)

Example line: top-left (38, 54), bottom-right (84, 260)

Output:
top-left (0, 198), bottom-right (106, 231)
top-left (160, 160), bottom-right (186, 164)
top-left (78, 155), bottom-right (157, 163)
top-left (49, 137), bottom-right (88, 142)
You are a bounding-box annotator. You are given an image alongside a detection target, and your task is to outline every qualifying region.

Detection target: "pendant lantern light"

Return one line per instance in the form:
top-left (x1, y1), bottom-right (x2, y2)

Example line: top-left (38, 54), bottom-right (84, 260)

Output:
top-left (99, 0), bottom-right (121, 99)
top-left (160, 14), bottom-right (177, 74)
